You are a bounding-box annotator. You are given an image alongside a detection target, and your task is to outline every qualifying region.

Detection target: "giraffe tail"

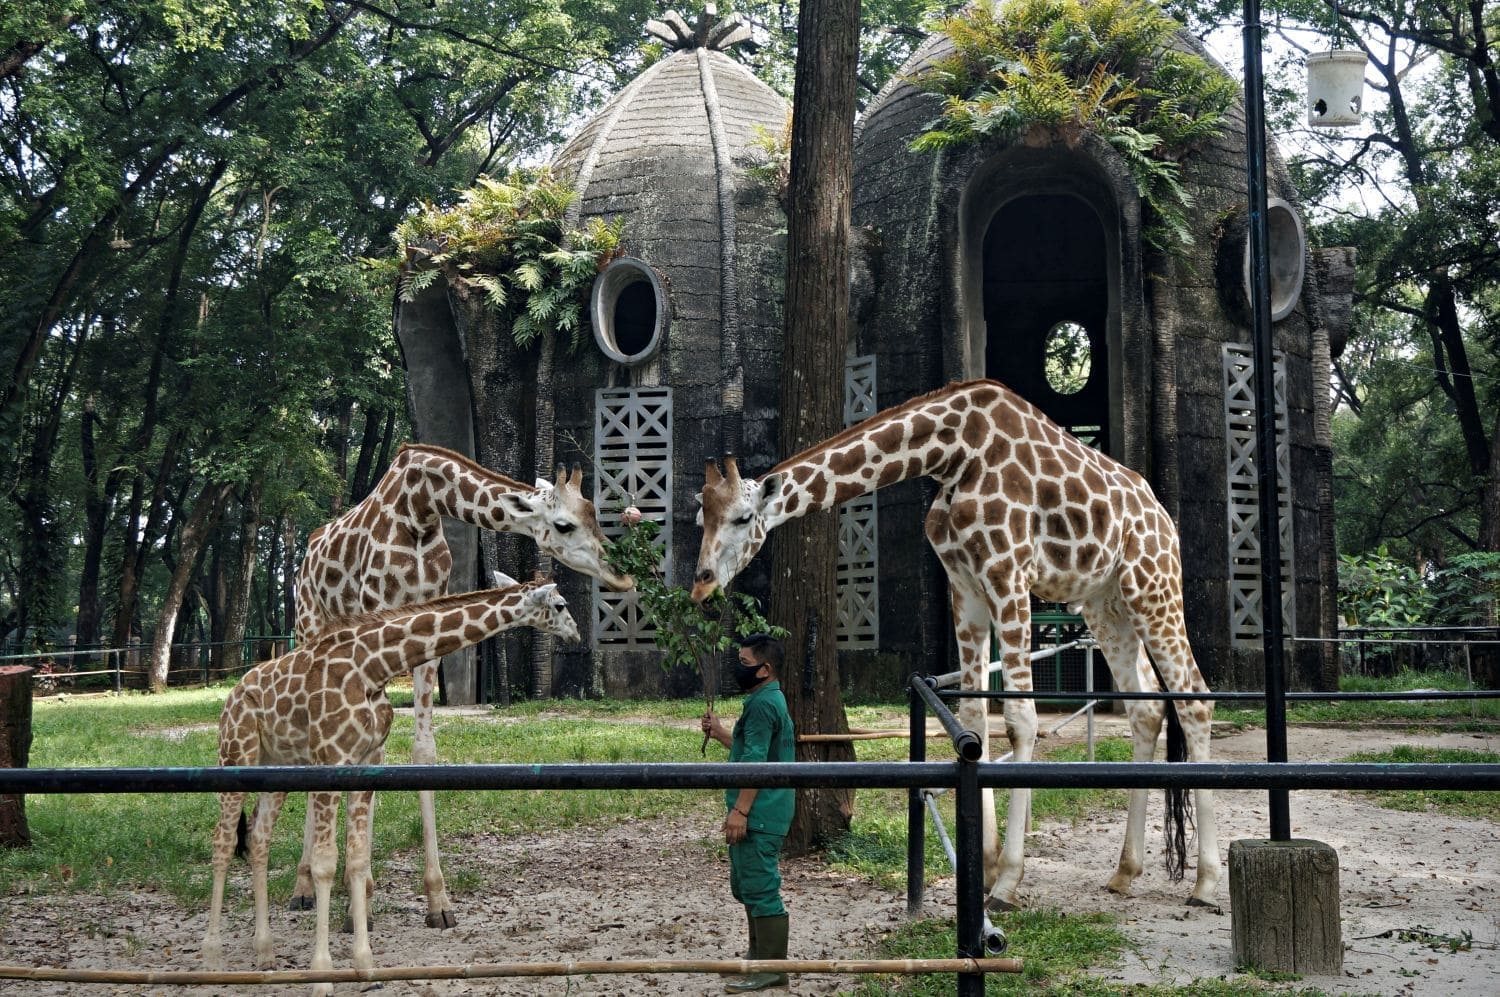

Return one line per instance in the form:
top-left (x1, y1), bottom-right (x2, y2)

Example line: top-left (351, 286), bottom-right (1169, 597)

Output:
top-left (233, 807), bottom-right (250, 860)
top-left (1162, 701), bottom-right (1194, 882)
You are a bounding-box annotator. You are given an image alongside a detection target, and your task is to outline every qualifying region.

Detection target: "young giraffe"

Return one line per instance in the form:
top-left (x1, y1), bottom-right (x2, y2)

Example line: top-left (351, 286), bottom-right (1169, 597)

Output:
top-left (293, 443), bottom-right (633, 928)
top-left (203, 577), bottom-right (579, 994)
top-left (691, 378), bottom-right (1219, 909)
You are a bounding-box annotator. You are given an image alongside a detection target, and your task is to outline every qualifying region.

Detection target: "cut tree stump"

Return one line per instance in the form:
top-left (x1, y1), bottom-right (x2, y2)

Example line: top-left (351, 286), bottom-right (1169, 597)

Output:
top-left (1229, 838), bottom-right (1342, 975)
top-left (0, 664), bottom-right (35, 847)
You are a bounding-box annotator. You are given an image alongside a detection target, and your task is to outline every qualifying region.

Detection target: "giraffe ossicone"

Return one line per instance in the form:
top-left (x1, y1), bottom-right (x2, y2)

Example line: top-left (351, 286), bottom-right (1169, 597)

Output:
top-left (692, 378), bottom-right (1220, 909)
top-left (202, 579), bottom-right (579, 994)
top-left (291, 444), bottom-right (632, 929)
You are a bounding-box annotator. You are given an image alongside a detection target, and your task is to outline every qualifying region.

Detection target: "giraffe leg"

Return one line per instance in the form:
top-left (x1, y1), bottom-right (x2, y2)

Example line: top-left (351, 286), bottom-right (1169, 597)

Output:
top-left (344, 789), bottom-right (377, 974)
top-left (1079, 594), bottom-right (1159, 897)
top-left (984, 582), bottom-right (1035, 912)
top-left (289, 804), bottom-right (317, 911)
top-left (1122, 565), bottom-right (1223, 905)
top-left (202, 791), bottom-right (244, 970)
top-left (410, 659), bottom-right (455, 928)
top-left (1113, 696), bottom-right (1164, 896)
top-left (307, 791), bottom-right (340, 996)
top-left (249, 791), bottom-right (288, 969)
top-left (945, 581), bottom-right (1000, 903)
top-left (1182, 699), bottom-right (1220, 905)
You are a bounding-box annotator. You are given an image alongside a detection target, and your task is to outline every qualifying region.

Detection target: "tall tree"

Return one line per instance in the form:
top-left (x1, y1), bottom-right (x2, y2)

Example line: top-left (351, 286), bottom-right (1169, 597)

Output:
top-left (770, 0), bottom-right (862, 854)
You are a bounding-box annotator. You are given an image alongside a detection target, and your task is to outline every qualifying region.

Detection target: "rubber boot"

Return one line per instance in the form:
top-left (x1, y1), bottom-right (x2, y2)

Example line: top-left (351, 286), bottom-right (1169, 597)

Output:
top-left (724, 914), bottom-right (788, 992)
top-left (719, 908), bottom-right (758, 977)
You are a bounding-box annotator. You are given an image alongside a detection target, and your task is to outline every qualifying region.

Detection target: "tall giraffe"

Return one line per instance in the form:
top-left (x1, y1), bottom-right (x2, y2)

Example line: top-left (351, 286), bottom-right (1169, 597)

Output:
top-left (293, 443), bottom-right (632, 927)
top-left (203, 577), bottom-right (580, 995)
top-left (691, 379), bottom-right (1219, 909)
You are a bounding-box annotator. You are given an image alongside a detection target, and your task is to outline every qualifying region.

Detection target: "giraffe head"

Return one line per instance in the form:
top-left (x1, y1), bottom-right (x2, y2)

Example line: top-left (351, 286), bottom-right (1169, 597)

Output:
top-left (690, 456), bottom-right (783, 604)
top-left (508, 574), bottom-right (582, 645)
top-left (499, 466), bottom-right (635, 592)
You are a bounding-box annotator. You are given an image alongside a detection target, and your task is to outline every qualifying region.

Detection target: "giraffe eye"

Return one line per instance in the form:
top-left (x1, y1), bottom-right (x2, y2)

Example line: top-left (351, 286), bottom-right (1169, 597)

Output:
top-left (555, 521), bottom-right (576, 534)
top-left (735, 513), bottom-right (753, 526)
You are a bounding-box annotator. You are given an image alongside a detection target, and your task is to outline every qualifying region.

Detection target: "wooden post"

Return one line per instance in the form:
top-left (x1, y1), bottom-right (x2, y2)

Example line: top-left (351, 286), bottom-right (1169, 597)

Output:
top-left (1229, 838), bottom-right (1342, 974)
top-left (0, 664), bottom-right (35, 847)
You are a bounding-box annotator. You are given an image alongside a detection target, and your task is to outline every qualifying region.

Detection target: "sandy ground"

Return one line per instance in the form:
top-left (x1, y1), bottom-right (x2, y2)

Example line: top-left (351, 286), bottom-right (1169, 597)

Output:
top-left (1, 717), bottom-right (1497, 996)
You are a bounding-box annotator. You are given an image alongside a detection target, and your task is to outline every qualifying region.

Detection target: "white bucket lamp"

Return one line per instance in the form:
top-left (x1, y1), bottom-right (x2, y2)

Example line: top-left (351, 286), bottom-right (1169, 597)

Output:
top-left (1306, 12), bottom-right (1367, 127)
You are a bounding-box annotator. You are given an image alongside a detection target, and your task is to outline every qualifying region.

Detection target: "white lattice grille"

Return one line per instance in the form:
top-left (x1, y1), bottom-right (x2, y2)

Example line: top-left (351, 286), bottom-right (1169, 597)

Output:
top-left (838, 356), bottom-right (879, 648)
top-left (1223, 345), bottom-right (1295, 645)
top-left (593, 388), bottom-right (673, 646)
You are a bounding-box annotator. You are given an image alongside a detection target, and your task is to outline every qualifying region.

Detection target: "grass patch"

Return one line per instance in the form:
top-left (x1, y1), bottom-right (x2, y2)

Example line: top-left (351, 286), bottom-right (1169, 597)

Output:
top-left (1209, 669), bottom-right (1499, 731)
top-left (0, 688), bottom-right (722, 905)
top-left (847, 912), bottom-right (1334, 995)
top-left (827, 738), bottom-right (1132, 889)
top-left (1343, 744), bottom-right (1500, 820)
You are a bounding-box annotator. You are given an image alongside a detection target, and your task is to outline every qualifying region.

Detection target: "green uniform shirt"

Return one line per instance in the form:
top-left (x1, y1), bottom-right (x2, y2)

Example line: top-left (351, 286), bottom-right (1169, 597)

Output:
top-left (726, 679), bottom-right (795, 836)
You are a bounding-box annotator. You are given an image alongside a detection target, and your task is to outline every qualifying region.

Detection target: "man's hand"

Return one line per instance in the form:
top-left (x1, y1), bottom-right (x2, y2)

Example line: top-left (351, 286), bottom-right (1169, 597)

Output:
top-left (701, 711), bottom-right (731, 748)
top-left (723, 806), bottom-right (749, 844)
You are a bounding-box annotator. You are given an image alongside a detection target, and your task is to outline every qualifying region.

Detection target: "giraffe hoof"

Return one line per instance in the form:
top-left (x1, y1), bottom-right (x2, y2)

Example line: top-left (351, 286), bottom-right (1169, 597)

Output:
top-left (984, 895), bottom-right (1018, 913)
top-left (426, 909), bottom-right (457, 929)
top-left (1185, 897), bottom-right (1221, 911)
top-left (288, 894), bottom-right (315, 911)
top-left (340, 914), bottom-right (375, 934)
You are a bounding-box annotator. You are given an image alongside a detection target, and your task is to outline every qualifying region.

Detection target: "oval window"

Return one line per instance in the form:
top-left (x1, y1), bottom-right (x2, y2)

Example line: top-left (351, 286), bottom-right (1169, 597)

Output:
top-left (591, 258), bottom-right (669, 365)
top-left (1043, 321), bottom-right (1092, 396)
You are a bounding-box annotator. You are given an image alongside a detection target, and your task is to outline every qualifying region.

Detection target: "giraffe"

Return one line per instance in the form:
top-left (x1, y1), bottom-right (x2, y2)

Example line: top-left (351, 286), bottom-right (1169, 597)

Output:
top-left (202, 576), bottom-right (579, 995)
top-left (292, 443), bottom-right (633, 928)
top-left (690, 378), bottom-right (1219, 910)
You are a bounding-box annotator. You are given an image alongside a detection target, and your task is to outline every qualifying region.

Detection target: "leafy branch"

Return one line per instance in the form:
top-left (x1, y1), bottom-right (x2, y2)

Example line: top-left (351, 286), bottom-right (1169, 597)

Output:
top-left (604, 516), bottom-right (785, 753)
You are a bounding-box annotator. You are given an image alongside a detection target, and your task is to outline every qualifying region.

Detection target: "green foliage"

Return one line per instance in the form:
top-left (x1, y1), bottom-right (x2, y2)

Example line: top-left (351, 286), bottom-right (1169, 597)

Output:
top-left (1339, 547), bottom-right (1500, 629)
top-left (393, 169), bottom-right (624, 351)
top-left (603, 518), bottom-right (785, 693)
top-left (908, 0), bottom-right (1237, 253)
top-left (1337, 545), bottom-right (1436, 629)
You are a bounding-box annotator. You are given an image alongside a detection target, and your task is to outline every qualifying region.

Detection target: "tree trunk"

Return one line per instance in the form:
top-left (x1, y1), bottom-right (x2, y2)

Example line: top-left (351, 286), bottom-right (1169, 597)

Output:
top-left (530, 327), bottom-right (557, 698)
top-left (148, 482), bottom-right (231, 692)
top-left (349, 406), bottom-right (384, 504)
top-left (0, 665), bottom-right (34, 847)
top-left (111, 432), bottom-right (179, 650)
top-left (770, 0), bottom-right (861, 856)
top-left (75, 397), bottom-right (118, 650)
top-left (281, 517), bottom-right (297, 640)
top-left (453, 284), bottom-right (533, 705)
top-left (217, 481), bottom-right (262, 680)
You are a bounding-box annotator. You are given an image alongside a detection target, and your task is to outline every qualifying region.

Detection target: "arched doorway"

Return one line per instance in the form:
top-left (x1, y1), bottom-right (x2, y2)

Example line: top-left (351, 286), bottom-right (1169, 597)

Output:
top-left (982, 193), bottom-right (1111, 454)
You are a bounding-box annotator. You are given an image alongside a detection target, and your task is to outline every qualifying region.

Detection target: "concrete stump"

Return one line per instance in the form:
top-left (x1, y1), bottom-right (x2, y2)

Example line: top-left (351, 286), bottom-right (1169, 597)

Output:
top-left (0, 664), bottom-right (35, 847)
top-left (1229, 838), bottom-right (1342, 974)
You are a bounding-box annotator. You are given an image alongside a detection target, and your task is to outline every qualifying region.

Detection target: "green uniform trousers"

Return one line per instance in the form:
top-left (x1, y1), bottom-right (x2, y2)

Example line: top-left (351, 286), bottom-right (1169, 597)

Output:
top-left (728, 829), bottom-right (786, 917)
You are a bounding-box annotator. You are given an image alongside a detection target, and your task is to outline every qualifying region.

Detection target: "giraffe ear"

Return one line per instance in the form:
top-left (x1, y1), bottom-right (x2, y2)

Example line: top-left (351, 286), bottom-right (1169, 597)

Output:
top-left (491, 570), bottom-right (519, 589)
top-left (756, 473), bottom-right (783, 515)
top-left (533, 582), bottom-right (560, 603)
top-left (500, 490), bottom-right (540, 519)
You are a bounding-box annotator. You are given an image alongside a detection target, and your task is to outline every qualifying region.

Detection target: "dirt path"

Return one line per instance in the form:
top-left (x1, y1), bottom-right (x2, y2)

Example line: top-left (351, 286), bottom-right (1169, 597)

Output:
top-left (1, 722), bottom-right (1497, 995)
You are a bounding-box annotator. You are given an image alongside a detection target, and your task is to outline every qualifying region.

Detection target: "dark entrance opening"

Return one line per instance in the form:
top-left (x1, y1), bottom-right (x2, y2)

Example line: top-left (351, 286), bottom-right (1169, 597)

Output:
top-left (982, 193), bottom-right (1110, 453)
top-left (613, 279), bottom-right (658, 357)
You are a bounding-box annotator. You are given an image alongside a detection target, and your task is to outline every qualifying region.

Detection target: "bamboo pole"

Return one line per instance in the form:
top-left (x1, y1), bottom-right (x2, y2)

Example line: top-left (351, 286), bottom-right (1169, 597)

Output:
top-left (0, 957), bottom-right (1024, 985)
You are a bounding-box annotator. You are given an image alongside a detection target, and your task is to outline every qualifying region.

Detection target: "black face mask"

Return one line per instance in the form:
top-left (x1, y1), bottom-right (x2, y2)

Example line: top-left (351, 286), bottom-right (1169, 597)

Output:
top-left (734, 661), bottom-right (765, 692)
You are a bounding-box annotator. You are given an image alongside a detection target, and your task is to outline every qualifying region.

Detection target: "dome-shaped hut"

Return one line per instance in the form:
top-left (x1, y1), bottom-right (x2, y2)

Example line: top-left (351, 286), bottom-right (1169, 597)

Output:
top-left (545, 10), bottom-right (789, 696)
top-left (847, 13), bottom-right (1354, 691)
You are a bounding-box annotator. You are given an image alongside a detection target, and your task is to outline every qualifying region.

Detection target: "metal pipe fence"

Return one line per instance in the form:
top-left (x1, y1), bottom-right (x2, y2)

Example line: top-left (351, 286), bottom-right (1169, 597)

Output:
top-left (3, 693), bottom-right (1499, 992)
top-left (0, 637), bottom-right (292, 693)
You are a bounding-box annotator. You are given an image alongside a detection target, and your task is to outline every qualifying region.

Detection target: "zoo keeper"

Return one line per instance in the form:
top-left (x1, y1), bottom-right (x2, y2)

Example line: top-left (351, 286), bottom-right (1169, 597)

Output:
top-left (701, 632), bottom-right (794, 993)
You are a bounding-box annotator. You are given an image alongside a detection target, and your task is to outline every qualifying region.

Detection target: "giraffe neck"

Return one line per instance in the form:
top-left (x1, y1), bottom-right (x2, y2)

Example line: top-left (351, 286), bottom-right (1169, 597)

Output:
top-left (342, 589), bottom-right (530, 690)
top-left (763, 383), bottom-right (991, 529)
top-left (391, 445), bottom-right (534, 533)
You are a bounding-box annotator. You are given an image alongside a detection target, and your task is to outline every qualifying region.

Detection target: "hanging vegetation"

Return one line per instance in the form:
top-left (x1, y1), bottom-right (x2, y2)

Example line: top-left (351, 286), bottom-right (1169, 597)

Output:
top-left (909, 0), bottom-right (1239, 252)
top-left (391, 168), bottom-right (624, 350)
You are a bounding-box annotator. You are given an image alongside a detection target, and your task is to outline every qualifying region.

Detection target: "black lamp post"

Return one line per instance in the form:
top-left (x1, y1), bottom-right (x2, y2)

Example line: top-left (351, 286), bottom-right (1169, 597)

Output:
top-left (1241, 0), bottom-right (1291, 841)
